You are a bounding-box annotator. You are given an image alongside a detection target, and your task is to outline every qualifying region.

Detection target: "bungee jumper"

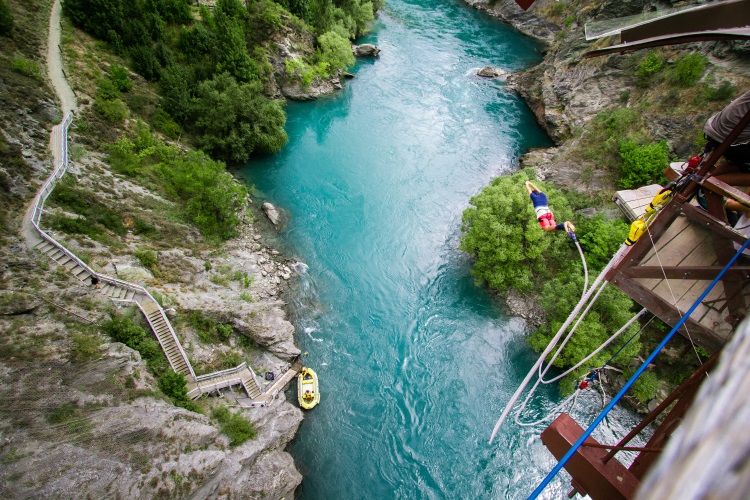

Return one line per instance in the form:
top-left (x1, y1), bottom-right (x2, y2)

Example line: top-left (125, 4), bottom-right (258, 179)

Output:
top-left (524, 180), bottom-right (576, 236)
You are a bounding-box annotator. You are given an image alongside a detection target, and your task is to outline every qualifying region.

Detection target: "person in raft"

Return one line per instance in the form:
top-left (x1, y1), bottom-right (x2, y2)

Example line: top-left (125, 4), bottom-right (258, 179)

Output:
top-left (525, 181), bottom-right (575, 233)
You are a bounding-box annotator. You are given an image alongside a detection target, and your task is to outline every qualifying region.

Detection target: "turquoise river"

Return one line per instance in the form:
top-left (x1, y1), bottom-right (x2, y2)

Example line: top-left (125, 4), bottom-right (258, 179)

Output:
top-left (242, 0), bottom-right (640, 497)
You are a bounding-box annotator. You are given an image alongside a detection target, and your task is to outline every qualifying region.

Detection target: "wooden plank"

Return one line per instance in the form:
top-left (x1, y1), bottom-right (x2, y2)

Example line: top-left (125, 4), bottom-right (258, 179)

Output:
top-left (682, 203), bottom-right (749, 246)
top-left (624, 266), bottom-right (750, 280)
top-left (611, 271), bottom-right (725, 350)
top-left (702, 176), bottom-right (750, 209)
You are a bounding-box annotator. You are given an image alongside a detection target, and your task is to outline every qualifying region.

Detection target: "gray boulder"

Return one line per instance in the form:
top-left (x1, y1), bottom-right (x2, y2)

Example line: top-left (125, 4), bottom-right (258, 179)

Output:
top-left (261, 202), bottom-right (282, 227)
top-left (353, 44), bottom-right (380, 57)
top-left (477, 66), bottom-right (506, 78)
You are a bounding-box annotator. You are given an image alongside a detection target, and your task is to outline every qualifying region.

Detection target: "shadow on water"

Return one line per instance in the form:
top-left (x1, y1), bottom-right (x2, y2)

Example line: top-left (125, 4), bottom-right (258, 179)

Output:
top-left (240, 0), bottom-right (643, 498)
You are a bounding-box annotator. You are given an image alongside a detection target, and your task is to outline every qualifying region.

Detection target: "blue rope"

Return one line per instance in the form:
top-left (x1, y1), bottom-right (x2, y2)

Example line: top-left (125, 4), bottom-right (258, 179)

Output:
top-left (528, 236), bottom-right (750, 500)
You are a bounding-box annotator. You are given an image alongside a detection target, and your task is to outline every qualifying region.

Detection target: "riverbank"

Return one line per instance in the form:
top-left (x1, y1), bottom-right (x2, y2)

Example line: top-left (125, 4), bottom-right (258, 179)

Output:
top-left (1, 1), bottom-right (307, 496)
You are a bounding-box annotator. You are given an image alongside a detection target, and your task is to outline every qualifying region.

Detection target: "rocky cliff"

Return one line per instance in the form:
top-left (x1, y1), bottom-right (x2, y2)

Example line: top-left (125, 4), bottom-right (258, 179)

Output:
top-left (464, 0), bottom-right (750, 192)
top-left (0, 1), bottom-right (305, 497)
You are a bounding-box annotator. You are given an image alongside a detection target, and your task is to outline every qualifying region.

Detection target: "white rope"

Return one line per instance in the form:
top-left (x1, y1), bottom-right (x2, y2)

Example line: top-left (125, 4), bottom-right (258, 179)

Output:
top-left (540, 308), bottom-right (647, 384)
top-left (537, 281), bottom-right (608, 380)
top-left (514, 388), bottom-right (581, 427)
top-left (488, 244), bottom-right (628, 444)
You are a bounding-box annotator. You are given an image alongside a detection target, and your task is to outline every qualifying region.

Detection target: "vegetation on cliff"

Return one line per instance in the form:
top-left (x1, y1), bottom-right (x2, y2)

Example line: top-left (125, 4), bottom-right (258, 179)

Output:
top-left (62, 0), bottom-right (381, 163)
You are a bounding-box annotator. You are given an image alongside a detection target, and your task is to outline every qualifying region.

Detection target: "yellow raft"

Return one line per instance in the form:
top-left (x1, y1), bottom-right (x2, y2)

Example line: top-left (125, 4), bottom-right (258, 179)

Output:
top-left (297, 367), bottom-right (320, 410)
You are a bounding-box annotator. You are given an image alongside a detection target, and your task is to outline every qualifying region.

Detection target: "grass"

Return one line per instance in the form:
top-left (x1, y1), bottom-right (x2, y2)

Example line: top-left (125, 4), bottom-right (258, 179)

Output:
top-left (70, 331), bottom-right (103, 363)
top-left (10, 56), bottom-right (42, 80)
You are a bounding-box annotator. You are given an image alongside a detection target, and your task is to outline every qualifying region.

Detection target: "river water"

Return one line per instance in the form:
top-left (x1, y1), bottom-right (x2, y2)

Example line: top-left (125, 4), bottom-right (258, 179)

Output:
top-left (242, 0), bottom-right (641, 497)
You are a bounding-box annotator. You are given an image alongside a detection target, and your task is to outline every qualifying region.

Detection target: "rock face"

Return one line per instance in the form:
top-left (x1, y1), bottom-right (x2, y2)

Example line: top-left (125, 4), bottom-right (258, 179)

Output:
top-left (462, 0), bottom-right (559, 45)
top-left (477, 66), bottom-right (506, 78)
top-left (262, 201), bottom-right (282, 226)
top-left (353, 43), bottom-right (381, 57)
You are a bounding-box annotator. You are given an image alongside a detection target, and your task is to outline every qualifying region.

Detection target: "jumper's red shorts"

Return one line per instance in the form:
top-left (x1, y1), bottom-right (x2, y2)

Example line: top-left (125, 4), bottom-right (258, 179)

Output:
top-left (538, 212), bottom-right (556, 231)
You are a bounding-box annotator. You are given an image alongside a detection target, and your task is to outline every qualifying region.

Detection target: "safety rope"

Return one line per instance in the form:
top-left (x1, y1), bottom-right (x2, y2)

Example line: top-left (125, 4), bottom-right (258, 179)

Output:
top-left (528, 236), bottom-right (750, 499)
top-left (488, 243), bottom-right (628, 444)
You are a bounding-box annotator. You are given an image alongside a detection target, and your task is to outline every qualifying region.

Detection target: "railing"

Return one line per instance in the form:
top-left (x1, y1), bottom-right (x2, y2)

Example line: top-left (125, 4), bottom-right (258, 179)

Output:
top-left (31, 111), bottom-right (196, 379)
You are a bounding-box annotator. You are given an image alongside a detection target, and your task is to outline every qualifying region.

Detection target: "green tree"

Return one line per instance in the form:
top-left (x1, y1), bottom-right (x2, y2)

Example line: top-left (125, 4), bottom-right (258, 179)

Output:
top-left (668, 52), bottom-right (707, 87)
top-left (191, 72), bottom-right (287, 162)
top-left (460, 171), bottom-right (574, 293)
top-left (618, 139), bottom-right (669, 188)
top-left (577, 215), bottom-right (628, 270)
top-left (316, 30), bottom-right (355, 72)
top-left (0, 0), bottom-right (13, 36)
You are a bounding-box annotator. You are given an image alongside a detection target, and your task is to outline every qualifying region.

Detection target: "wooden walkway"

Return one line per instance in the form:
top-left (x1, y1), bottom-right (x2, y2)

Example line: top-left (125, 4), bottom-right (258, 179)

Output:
top-left (237, 359), bottom-right (303, 408)
top-left (613, 187), bottom-right (750, 346)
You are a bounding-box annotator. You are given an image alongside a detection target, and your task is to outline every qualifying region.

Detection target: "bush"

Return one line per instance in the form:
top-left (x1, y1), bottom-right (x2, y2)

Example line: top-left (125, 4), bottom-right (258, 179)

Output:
top-left (94, 96), bottom-right (129, 123)
top-left (581, 107), bottom-right (639, 165)
top-left (634, 51), bottom-right (664, 87)
top-left (618, 139), bottom-right (669, 188)
top-left (316, 30), bottom-right (355, 73)
top-left (152, 108), bottom-right (181, 138)
top-left (460, 171), bottom-right (574, 293)
top-left (11, 57), bottom-right (42, 80)
top-left (212, 406), bottom-right (256, 446)
top-left (108, 63), bottom-right (133, 92)
top-left (107, 127), bottom-right (247, 240)
top-left (576, 215), bottom-right (629, 270)
top-left (135, 248), bottom-right (158, 270)
top-left (0, 0), bottom-right (13, 35)
top-left (70, 332), bottom-right (102, 362)
top-left (185, 310), bottom-right (233, 343)
top-left (627, 369), bottom-right (659, 403)
top-left (668, 52), bottom-right (707, 87)
top-left (102, 315), bottom-right (168, 375)
top-left (704, 80), bottom-right (736, 102)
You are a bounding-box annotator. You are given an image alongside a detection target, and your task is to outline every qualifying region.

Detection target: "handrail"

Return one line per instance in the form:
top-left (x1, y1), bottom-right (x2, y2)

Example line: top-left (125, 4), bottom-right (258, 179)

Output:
top-left (31, 111), bottom-right (196, 378)
top-left (195, 362), bottom-right (249, 382)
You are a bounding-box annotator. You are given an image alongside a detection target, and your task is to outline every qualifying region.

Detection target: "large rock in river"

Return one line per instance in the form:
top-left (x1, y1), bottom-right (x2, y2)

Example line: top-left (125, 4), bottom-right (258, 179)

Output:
top-left (353, 44), bottom-right (380, 57)
top-left (477, 66), bottom-right (506, 78)
top-left (262, 202), bottom-right (282, 227)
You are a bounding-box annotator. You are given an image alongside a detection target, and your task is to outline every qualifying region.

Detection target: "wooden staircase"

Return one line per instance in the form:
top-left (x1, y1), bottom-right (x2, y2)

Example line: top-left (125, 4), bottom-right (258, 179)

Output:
top-left (29, 112), bottom-right (267, 403)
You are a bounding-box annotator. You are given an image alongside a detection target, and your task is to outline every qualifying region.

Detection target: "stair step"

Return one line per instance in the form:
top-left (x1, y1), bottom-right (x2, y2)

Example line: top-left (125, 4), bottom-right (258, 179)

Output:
top-left (63, 259), bottom-right (79, 271)
top-left (36, 241), bottom-right (53, 252)
top-left (73, 267), bottom-right (88, 277)
top-left (48, 249), bottom-right (64, 260)
top-left (124, 290), bottom-right (135, 301)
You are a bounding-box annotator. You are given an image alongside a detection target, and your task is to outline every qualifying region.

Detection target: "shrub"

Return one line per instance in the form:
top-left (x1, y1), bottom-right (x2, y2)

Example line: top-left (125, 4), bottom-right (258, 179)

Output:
top-left (185, 310), bottom-right (233, 343)
top-left (618, 139), bottom-right (669, 188)
top-left (576, 215), bottom-right (629, 270)
top-left (627, 369), bottom-right (659, 403)
top-left (316, 30), bottom-right (355, 73)
top-left (191, 72), bottom-right (288, 162)
top-left (152, 108), bottom-right (181, 138)
top-left (212, 406), bottom-right (256, 446)
top-left (102, 315), bottom-right (168, 375)
top-left (135, 248), bottom-right (158, 271)
top-left (460, 171), bottom-right (574, 293)
top-left (70, 332), bottom-right (102, 362)
top-left (634, 51), bottom-right (664, 87)
top-left (704, 80), bottom-right (736, 102)
top-left (108, 63), bottom-right (133, 92)
top-left (94, 96), bottom-right (129, 123)
top-left (580, 107), bottom-right (639, 165)
top-left (159, 371), bottom-right (199, 411)
top-left (668, 52), bottom-right (707, 87)
top-left (11, 57), bottom-right (42, 80)
top-left (0, 0), bottom-right (13, 35)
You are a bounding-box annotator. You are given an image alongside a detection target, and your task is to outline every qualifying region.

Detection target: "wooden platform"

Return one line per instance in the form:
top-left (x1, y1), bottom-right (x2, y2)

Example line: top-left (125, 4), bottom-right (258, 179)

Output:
top-left (611, 188), bottom-right (750, 348)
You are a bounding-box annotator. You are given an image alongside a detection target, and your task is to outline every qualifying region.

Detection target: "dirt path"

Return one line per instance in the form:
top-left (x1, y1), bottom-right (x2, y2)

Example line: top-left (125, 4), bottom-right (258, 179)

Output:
top-left (23, 0), bottom-right (77, 247)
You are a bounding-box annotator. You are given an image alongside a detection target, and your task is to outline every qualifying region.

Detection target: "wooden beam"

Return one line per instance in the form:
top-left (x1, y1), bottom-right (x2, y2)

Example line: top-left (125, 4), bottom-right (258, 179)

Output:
top-left (681, 203), bottom-right (748, 246)
top-left (610, 271), bottom-right (725, 350)
top-left (702, 176), bottom-right (750, 208)
top-left (622, 266), bottom-right (750, 280)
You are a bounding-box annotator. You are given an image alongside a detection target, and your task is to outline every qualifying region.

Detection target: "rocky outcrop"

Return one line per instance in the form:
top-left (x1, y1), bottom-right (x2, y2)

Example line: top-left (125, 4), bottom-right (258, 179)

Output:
top-left (281, 76), bottom-right (344, 101)
top-left (262, 201), bottom-right (282, 226)
top-left (462, 0), bottom-right (559, 45)
top-left (353, 43), bottom-right (381, 57)
top-left (477, 66), bottom-right (507, 78)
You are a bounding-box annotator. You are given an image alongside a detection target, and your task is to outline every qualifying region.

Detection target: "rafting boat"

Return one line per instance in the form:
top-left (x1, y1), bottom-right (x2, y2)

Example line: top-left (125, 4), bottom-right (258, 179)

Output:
top-left (297, 367), bottom-right (320, 410)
